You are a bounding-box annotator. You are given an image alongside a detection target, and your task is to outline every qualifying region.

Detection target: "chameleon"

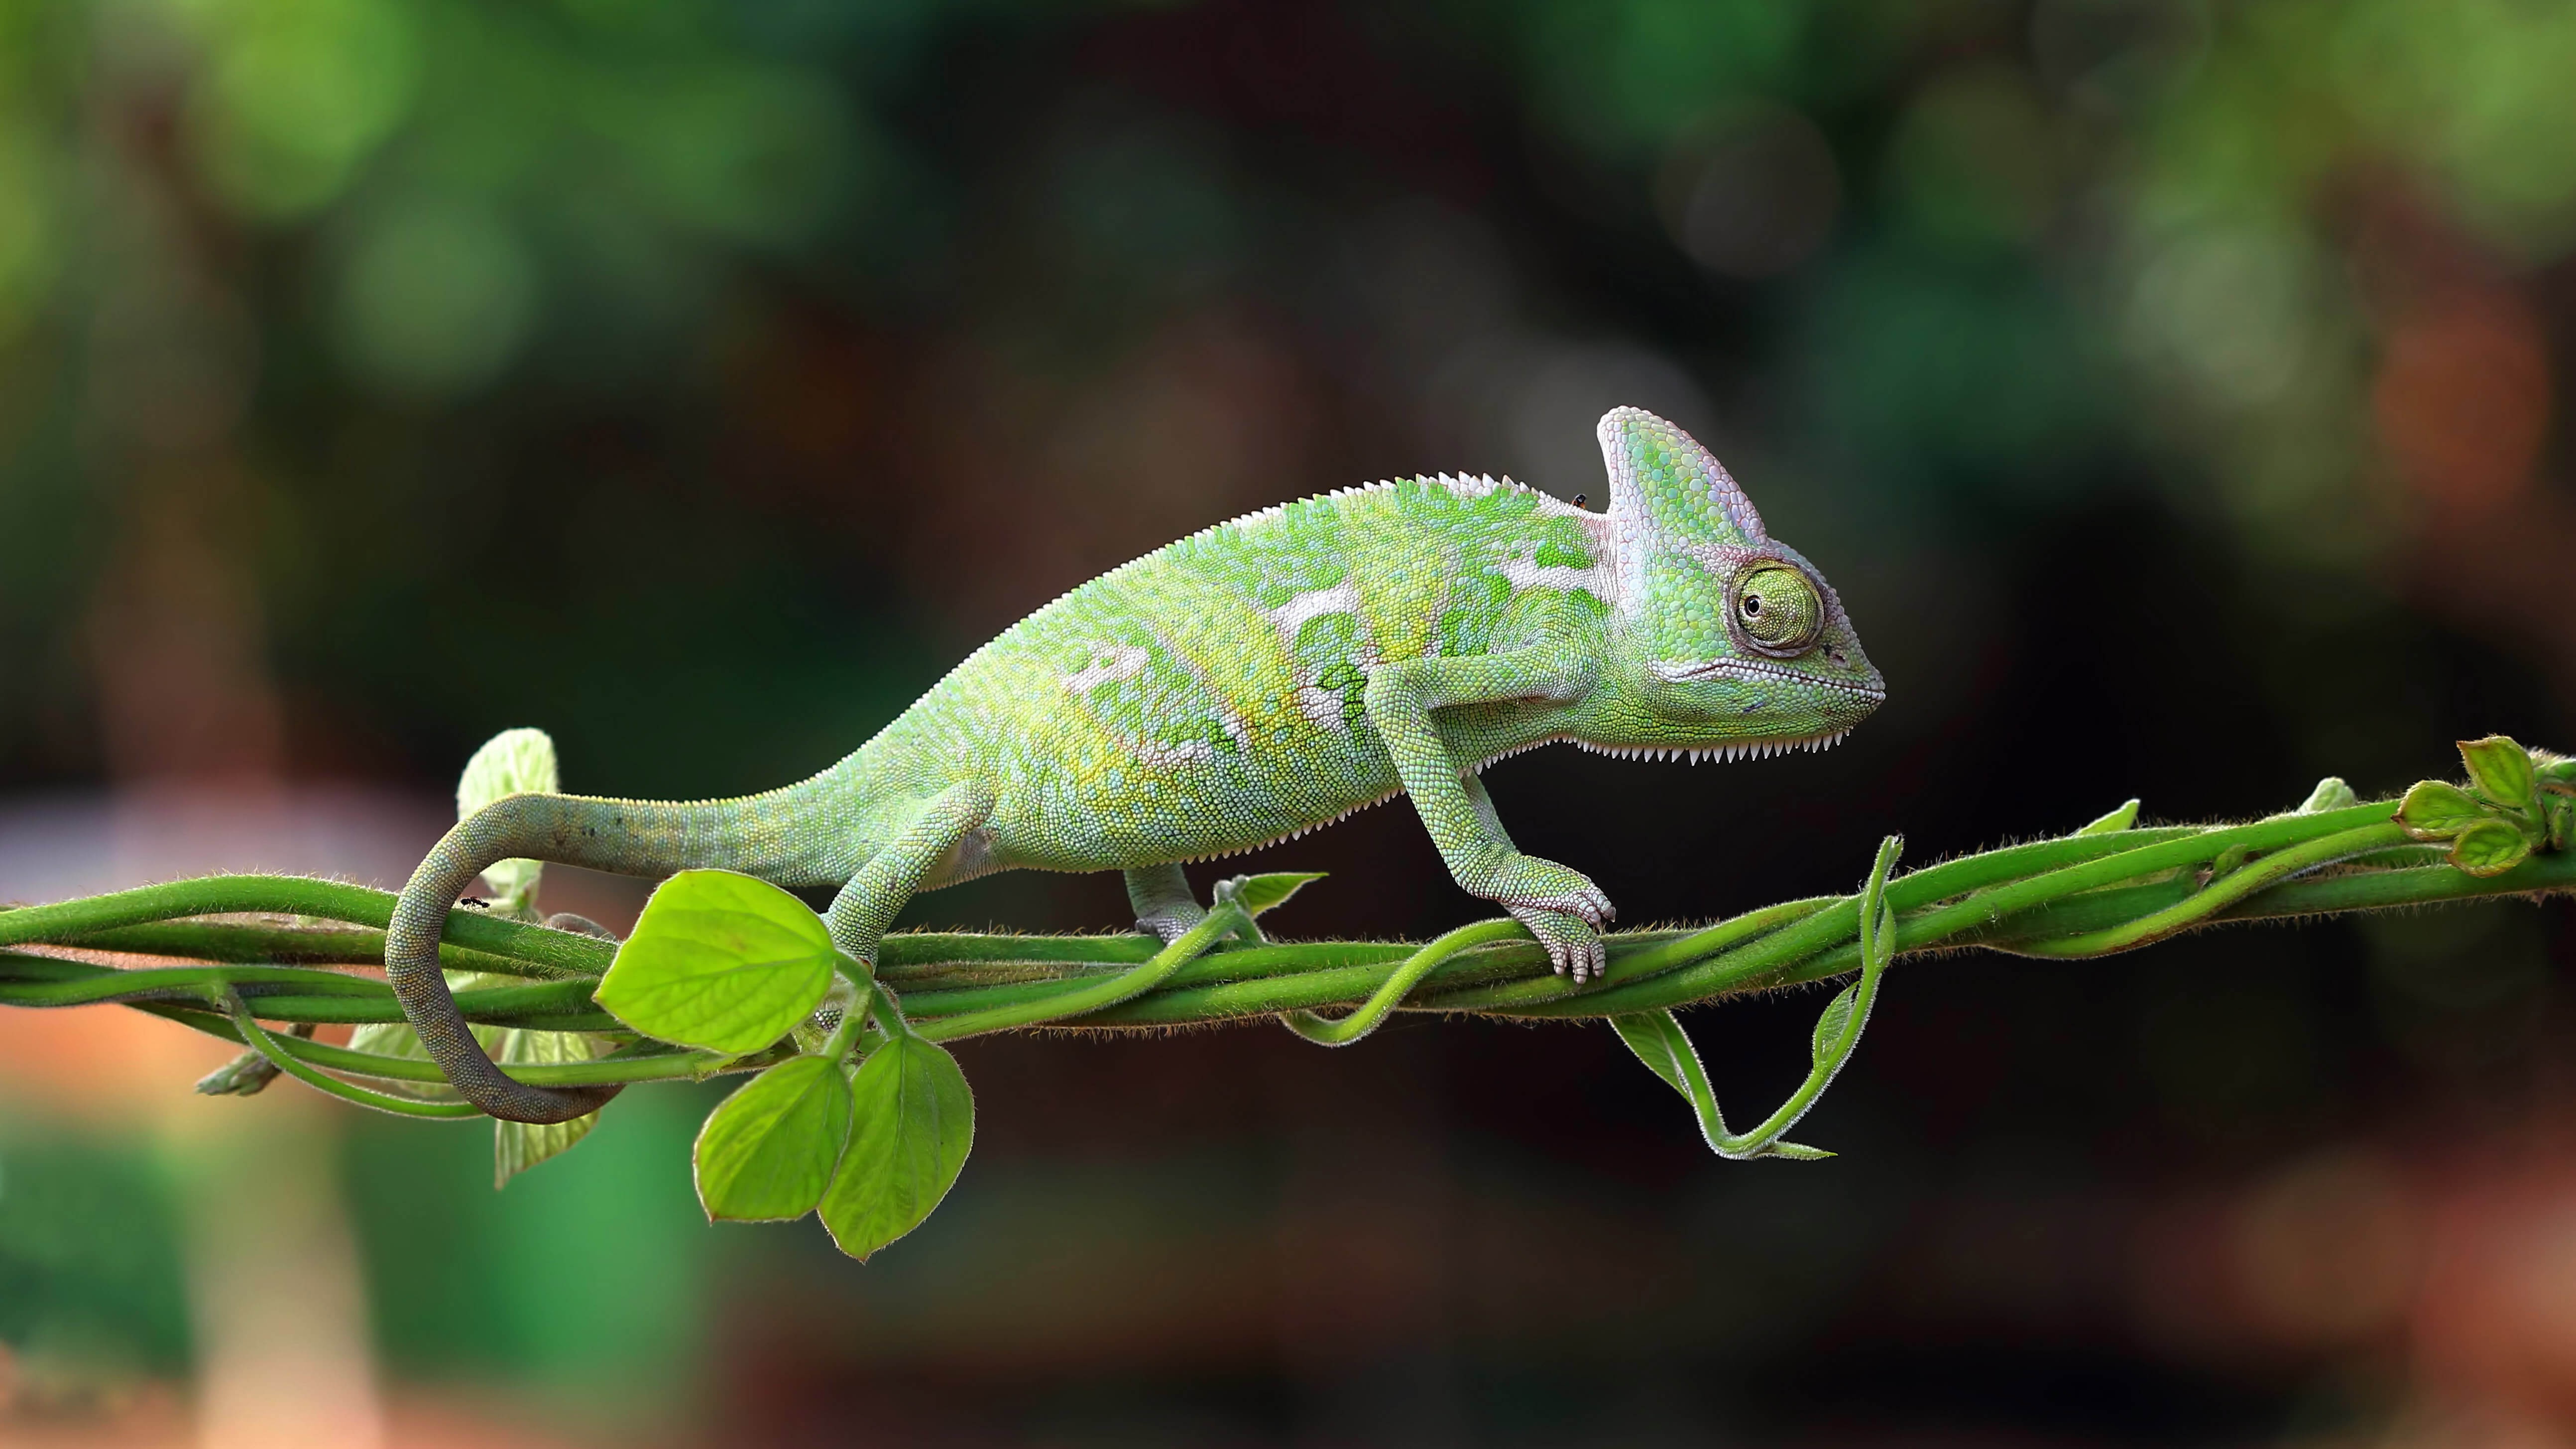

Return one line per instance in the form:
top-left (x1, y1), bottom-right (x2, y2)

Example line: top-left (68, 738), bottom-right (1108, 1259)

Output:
top-left (384, 407), bottom-right (1886, 1122)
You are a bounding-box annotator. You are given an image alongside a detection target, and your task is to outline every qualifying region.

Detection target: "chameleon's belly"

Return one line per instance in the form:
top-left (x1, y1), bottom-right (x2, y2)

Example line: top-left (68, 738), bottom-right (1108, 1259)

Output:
top-left (982, 731), bottom-right (1402, 872)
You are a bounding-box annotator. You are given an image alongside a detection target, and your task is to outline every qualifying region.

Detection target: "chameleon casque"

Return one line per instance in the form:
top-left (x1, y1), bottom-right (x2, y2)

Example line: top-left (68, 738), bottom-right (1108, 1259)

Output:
top-left (386, 406), bottom-right (1887, 1122)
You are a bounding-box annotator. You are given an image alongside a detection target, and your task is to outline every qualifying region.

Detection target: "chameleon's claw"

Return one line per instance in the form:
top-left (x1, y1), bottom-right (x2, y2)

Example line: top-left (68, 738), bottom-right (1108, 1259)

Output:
top-left (1506, 904), bottom-right (1605, 983)
top-left (1567, 885), bottom-right (1615, 929)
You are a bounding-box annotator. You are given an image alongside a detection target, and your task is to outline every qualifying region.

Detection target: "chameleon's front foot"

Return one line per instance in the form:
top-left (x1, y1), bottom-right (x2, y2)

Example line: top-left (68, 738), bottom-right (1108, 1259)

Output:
top-left (1475, 852), bottom-right (1614, 982)
top-left (1507, 906), bottom-right (1608, 982)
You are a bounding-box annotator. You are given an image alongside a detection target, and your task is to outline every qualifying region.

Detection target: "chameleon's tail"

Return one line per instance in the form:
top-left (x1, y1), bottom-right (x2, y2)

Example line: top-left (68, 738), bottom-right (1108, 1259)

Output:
top-left (385, 772), bottom-right (858, 1123)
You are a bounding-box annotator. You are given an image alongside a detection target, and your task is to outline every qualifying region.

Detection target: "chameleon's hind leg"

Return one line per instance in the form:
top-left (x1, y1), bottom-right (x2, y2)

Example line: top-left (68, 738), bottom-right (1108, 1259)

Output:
top-left (1125, 863), bottom-right (1204, 944)
top-left (1124, 863), bottom-right (1264, 947)
top-left (824, 780), bottom-right (996, 966)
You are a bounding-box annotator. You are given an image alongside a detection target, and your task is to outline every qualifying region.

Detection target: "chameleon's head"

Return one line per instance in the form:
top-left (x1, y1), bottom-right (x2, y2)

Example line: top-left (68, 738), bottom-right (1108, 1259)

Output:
top-left (1586, 407), bottom-right (1884, 753)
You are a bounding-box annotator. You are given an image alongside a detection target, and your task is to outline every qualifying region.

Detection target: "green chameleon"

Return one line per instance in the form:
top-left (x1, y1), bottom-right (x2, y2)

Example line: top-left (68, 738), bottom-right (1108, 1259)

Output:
top-left (386, 407), bottom-right (1886, 1122)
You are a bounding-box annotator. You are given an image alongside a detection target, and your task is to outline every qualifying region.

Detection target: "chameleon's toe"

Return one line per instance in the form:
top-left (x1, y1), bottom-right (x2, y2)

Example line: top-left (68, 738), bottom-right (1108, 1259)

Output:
top-left (1137, 895), bottom-right (1263, 947)
top-left (1507, 904), bottom-right (1604, 982)
top-left (1134, 904), bottom-right (1206, 945)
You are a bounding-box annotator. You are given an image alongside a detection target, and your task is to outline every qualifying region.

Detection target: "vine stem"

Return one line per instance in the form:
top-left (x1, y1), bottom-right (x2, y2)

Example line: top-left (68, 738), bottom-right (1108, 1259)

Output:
top-left (219, 988), bottom-right (486, 1119)
top-left (917, 902), bottom-right (1251, 1042)
top-left (1280, 917), bottom-right (1525, 1046)
top-left (1, 791), bottom-right (2571, 1106)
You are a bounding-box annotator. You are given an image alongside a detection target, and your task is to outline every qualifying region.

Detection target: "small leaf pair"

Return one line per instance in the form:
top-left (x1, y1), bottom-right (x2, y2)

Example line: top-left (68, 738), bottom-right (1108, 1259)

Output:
top-left (594, 869), bottom-right (974, 1260)
top-left (691, 1025), bottom-right (973, 1260)
top-left (2395, 735), bottom-right (2564, 878)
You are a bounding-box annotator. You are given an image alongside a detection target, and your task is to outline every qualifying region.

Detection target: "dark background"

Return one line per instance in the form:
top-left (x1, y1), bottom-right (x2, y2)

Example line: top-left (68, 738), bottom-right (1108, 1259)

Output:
top-left (3, 0), bottom-right (2575, 1445)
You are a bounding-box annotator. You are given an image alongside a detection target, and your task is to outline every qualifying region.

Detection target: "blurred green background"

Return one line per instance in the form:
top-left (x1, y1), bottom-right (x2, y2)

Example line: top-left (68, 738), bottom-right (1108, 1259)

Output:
top-left (3, 0), bottom-right (2575, 1444)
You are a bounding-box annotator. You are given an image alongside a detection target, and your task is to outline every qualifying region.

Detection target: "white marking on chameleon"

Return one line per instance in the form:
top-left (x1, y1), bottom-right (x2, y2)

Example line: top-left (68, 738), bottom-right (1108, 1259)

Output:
top-left (1136, 738), bottom-right (1219, 768)
top-left (1267, 582), bottom-right (1361, 646)
top-left (1292, 684), bottom-right (1347, 728)
top-left (1495, 547), bottom-right (1610, 597)
top-left (1264, 583), bottom-right (1373, 731)
top-left (1063, 644), bottom-right (1150, 694)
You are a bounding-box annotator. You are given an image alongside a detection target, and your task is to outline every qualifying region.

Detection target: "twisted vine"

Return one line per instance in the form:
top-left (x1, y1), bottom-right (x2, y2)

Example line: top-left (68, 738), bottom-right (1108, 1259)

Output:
top-left (1, 735), bottom-right (2569, 1251)
top-left (1, 748), bottom-right (2569, 1071)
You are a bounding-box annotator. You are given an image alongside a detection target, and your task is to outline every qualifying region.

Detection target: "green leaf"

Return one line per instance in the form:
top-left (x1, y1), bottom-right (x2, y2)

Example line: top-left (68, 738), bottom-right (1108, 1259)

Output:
top-left (1810, 983), bottom-right (1860, 1064)
top-left (2550, 795), bottom-right (2574, 853)
top-left (2536, 754), bottom-right (2576, 793)
top-left (2459, 736), bottom-right (2538, 812)
top-left (2452, 819), bottom-right (2533, 877)
top-left (1215, 872), bottom-right (1327, 918)
top-left (458, 726), bottom-right (561, 812)
top-left (819, 1035), bottom-right (974, 1260)
top-left (2299, 777), bottom-right (2359, 813)
top-left (1752, 1140), bottom-right (1835, 1160)
top-left (491, 1028), bottom-right (609, 1189)
top-left (694, 1055), bottom-right (854, 1222)
top-left (594, 870), bottom-right (837, 1054)
top-left (2396, 780), bottom-right (2487, 841)
top-left (458, 728), bottom-right (560, 916)
top-left (346, 1018), bottom-right (464, 1102)
top-left (2075, 799), bottom-right (2138, 835)
top-left (1610, 1010), bottom-right (1693, 1096)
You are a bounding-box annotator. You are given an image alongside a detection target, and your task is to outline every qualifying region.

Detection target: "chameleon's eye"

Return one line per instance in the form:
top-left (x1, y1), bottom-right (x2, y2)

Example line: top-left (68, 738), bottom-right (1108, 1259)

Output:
top-left (1732, 564), bottom-right (1823, 656)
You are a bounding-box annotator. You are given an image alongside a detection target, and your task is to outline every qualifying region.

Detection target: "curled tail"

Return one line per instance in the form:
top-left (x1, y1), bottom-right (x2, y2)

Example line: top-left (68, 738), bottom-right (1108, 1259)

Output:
top-left (387, 778), bottom-right (853, 1123)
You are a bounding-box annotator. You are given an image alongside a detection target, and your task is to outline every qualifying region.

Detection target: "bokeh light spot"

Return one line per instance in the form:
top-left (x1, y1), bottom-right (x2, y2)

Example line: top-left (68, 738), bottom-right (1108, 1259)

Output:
top-left (2373, 289), bottom-right (2550, 518)
top-left (2333, 0), bottom-right (2576, 261)
top-left (2126, 225), bottom-right (2319, 408)
top-left (618, 67), bottom-right (853, 245)
top-left (1523, 0), bottom-right (1801, 154)
top-left (330, 199), bottom-right (537, 397)
top-left (2230, 1148), bottom-right (2419, 1346)
top-left (1885, 66), bottom-right (2062, 252)
top-left (2030, 0), bottom-right (2208, 113)
top-left (184, 0), bottom-right (419, 220)
top-left (0, 134), bottom-right (58, 341)
top-left (1657, 102), bottom-right (1840, 278)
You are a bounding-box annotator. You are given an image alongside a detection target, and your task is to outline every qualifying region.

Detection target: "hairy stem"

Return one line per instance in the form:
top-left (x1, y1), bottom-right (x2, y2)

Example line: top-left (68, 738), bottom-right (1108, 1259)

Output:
top-left (3, 793), bottom-right (2569, 1105)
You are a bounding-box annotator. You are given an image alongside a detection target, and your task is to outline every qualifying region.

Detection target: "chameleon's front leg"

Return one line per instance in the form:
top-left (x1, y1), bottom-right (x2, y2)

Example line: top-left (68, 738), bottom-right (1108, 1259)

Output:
top-left (1364, 649), bottom-right (1613, 980)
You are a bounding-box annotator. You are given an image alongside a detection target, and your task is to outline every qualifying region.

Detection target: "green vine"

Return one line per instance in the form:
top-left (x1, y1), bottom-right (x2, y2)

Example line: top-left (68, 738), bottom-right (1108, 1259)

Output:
top-left (3, 735), bottom-right (2570, 1258)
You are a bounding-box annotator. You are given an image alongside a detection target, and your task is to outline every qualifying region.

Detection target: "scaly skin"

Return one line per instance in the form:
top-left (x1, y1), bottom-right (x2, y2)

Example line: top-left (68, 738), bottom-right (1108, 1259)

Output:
top-left (386, 408), bottom-right (1887, 1121)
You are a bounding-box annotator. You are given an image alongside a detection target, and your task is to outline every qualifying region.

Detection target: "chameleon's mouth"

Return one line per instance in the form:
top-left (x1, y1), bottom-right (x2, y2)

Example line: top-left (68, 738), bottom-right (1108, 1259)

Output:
top-left (1650, 656), bottom-right (1887, 700)
top-left (1573, 728), bottom-right (1852, 764)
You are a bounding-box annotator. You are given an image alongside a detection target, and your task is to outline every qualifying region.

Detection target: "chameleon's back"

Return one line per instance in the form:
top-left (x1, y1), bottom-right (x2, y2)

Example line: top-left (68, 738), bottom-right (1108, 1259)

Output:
top-left (873, 475), bottom-right (1608, 872)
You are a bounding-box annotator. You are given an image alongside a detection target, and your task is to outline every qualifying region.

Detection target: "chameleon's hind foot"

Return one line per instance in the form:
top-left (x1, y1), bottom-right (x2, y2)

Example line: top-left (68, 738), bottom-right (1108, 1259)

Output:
top-left (543, 912), bottom-right (620, 941)
top-left (1136, 900), bottom-right (1206, 945)
top-left (1124, 863), bottom-right (1262, 947)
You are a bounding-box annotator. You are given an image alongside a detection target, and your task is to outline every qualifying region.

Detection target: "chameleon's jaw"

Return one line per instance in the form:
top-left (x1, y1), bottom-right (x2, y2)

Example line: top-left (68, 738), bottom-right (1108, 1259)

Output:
top-left (1571, 728), bottom-right (1857, 764)
top-left (1649, 656), bottom-right (1887, 702)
